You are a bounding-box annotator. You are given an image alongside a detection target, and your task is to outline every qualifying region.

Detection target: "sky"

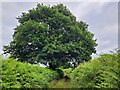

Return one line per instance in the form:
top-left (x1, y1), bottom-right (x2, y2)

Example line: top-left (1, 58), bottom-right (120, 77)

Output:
top-left (0, 1), bottom-right (118, 59)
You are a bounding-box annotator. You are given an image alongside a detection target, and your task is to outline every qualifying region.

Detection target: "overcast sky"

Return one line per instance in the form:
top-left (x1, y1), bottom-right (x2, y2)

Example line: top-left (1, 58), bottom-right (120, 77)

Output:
top-left (0, 1), bottom-right (118, 58)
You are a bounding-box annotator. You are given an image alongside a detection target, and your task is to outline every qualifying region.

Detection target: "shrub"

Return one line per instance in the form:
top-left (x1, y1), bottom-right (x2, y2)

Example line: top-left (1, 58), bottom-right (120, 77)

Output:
top-left (70, 50), bottom-right (119, 88)
top-left (1, 58), bottom-right (59, 88)
top-left (63, 68), bottom-right (73, 78)
top-left (56, 69), bottom-right (64, 79)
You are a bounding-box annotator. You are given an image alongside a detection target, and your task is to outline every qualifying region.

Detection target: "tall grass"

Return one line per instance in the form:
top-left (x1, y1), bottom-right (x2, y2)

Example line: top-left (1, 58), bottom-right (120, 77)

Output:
top-left (70, 49), bottom-right (119, 88)
top-left (1, 58), bottom-right (59, 88)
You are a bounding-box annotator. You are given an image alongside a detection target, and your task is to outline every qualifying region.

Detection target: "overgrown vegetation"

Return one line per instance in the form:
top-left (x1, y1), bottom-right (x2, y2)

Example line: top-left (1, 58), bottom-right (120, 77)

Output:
top-left (1, 58), bottom-right (59, 88)
top-left (70, 50), bottom-right (119, 88)
top-left (1, 2), bottom-right (119, 89)
top-left (1, 50), bottom-right (119, 88)
top-left (50, 78), bottom-right (71, 88)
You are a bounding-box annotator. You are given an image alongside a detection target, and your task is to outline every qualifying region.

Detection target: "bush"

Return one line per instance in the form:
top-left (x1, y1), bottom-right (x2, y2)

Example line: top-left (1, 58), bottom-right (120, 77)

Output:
top-left (63, 68), bottom-right (73, 78)
top-left (1, 58), bottom-right (59, 88)
top-left (56, 69), bottom-right (64, 79)
top-left (70, 50), bottom-right (119, 88)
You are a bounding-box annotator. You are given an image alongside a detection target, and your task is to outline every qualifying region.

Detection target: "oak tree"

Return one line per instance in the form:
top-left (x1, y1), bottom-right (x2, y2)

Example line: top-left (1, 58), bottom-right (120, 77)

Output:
top-left (3, 4), bottom-right (97, 69)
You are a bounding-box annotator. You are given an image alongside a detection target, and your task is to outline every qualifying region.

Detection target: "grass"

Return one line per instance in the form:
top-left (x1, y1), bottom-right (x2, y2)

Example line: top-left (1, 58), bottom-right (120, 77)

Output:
top-left (50, 78), bottom-right (71, 88)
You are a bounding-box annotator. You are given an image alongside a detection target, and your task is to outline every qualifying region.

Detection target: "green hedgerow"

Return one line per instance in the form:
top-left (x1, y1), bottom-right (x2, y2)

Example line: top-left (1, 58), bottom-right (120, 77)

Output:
top-left (70, 50), bottom-right (119, 88)
top-left (1, 58), bottom-right (59, 88)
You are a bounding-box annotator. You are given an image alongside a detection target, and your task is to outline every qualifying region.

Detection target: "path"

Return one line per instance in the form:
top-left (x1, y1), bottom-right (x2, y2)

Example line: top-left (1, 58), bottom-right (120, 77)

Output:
top-left (50, 78), bottom-right (71, 89)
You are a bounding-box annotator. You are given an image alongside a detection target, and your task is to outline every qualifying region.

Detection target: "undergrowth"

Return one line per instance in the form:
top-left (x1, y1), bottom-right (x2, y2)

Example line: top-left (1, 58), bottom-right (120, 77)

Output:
top-left (70, 50), bottom-right (119, 88)
top-left (1, 58), bottom-right (59, 88)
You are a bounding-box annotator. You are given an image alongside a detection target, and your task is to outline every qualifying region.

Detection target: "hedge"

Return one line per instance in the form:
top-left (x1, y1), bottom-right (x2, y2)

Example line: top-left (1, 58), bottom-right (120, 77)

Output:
top-left (1, 58), bottom-right (59, 88)
top-left (70, 51), bottom-right (119, 88)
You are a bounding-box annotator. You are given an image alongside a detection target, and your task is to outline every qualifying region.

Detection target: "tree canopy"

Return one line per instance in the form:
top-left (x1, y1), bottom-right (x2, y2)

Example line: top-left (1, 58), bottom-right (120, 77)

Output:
top-left (3, 3), bottom-right (97, 69)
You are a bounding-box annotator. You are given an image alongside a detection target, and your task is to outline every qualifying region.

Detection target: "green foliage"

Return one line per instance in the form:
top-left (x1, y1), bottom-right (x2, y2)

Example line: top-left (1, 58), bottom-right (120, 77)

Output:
top-left (56, 69), bottom-right (64, 79)
top-left (63, 68), bottom-right (73, 78)
top-left (1, 58), bottom-right (59, 88)
top-left (3, 3), bottom-right (97, 69)
top-left (70, 50), bottom-right (119, 88)
top-left (0, 55), bottom-right (2, 89)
